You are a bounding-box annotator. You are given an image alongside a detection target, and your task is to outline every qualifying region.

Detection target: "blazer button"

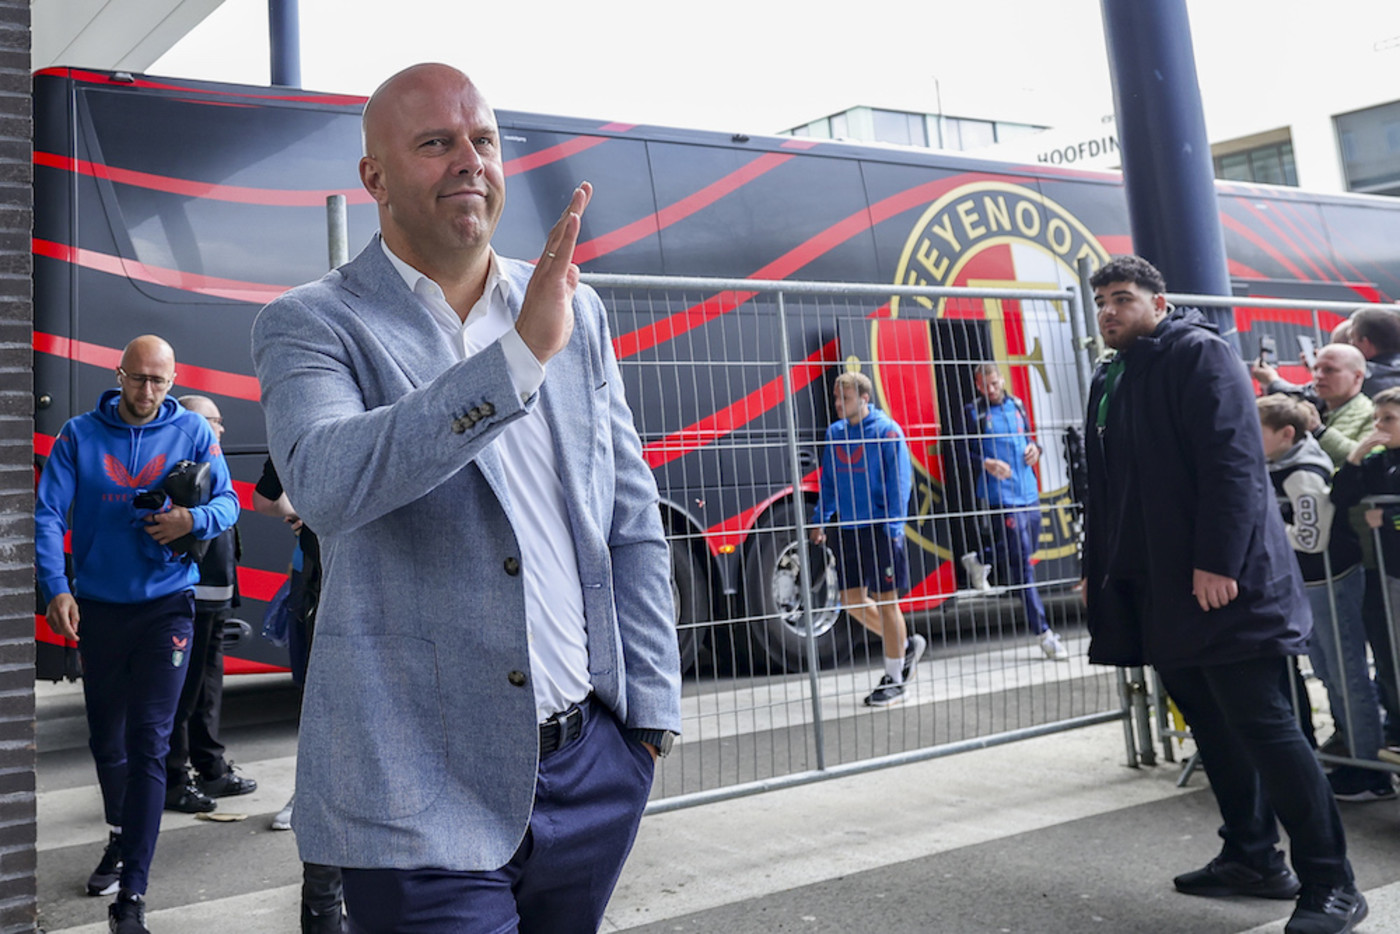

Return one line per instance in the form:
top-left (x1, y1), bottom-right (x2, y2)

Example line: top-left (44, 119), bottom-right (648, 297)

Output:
top-left (508, 670), bottom-right (527, 687)
top-left (451, 417), bottom-right (469, 434)
top-left (481, 402), bottom-right (495, 417)
top-left (504, 556), bottom-right (520, 576)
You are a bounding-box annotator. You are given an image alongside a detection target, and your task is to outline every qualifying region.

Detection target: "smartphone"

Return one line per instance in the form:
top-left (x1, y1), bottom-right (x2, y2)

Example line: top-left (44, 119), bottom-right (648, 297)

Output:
top-left (1258, 334), bottom-right (1278, 366)
top-left (1298, 335), bottom-right (1318, 369)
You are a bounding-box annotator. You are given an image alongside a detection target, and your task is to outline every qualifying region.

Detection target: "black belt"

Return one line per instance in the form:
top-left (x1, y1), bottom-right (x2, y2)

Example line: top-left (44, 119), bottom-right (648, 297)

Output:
top-left (539, 695), bottom-right (591, 757)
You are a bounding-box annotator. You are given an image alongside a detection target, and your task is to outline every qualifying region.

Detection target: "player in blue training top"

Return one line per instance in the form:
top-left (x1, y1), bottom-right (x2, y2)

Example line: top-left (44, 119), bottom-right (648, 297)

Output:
top-left (809, 371), bottom-right (922, 706)
top-left (963, 363), bottom-right (1068, 660)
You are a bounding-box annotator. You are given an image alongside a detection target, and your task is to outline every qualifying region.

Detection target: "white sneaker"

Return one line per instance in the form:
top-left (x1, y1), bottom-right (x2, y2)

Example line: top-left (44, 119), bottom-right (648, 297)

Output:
top-left (960, 552), bottom-right (992, 592)
top-left (271, 793), bottom-right (295, 831)
top-left (1039, 629), bottom-right (1069, 661)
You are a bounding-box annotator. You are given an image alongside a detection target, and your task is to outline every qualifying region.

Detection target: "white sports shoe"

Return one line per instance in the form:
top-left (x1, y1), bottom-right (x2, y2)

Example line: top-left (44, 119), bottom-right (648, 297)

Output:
top-left (1039, 629), bottom-right (1070, 661)
top-left (271, 793), bottom-right (295, 831)
top-left (960, 552), bottom-right (993, 592)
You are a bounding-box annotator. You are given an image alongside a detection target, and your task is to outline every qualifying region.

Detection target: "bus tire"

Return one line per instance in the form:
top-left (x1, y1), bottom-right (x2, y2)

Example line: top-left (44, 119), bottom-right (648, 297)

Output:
top-left (742, 501), bottom-right (851, 672)
top-left (670, 540), bottom-right (706, 675)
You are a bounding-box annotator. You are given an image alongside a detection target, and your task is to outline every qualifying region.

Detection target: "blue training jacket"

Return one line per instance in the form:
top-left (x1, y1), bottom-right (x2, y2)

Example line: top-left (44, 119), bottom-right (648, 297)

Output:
top-left (811, 406), bottom-right (913, 538)
top-left (35, 391), bottom-right (240, 605)
top-left (964, 395), bottom-right (1040, 508)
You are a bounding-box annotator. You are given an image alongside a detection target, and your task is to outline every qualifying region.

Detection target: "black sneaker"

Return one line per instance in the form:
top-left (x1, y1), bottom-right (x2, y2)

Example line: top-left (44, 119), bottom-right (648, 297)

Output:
top-left (108, 889), bottom-right (149, 934)
top-left (200, 763), bottom-right (258, 798)
top-left (165, 778), bottom-right (217, 813)
top-left (1328, 765), bottom-right (1397, 803)
top-left (863, 675), bottom-right (905, 707)
top-left (86, 832), bottom-right (122, 896)
top-left (302, 901), bottom-right (350, 934)
top-left (1173, 857), bottom-right (1301, 899)
top-left (1285, 883), bottom-right (1367, 934)
top-left (901, 634), bottom-right (927, 683)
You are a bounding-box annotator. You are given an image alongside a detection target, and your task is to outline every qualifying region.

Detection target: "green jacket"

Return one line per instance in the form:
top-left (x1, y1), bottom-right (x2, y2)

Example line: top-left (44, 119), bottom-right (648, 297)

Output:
top-left (1319, 392), bottom-right (1374, 466)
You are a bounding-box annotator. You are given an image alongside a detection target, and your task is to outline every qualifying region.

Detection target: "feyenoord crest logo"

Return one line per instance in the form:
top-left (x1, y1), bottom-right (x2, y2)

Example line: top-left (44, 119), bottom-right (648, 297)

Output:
top-left (878, 181), bottom-right (1110, 566)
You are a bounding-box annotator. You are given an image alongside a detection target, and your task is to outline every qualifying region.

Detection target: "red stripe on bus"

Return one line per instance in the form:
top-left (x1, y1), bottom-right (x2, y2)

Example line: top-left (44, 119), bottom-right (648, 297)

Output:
top-left (1235, 201), bottom-right (1329, 282)
top-left (226, 657), bottom-right (289, 675)
top-left (575, 153), bottom-right (794, 265)
top-left (238, 565), bottom-right (288, 602)
top-left (642, 340), bottom-right (838, 469)
top-left (611, 172), bottom-right (1031, 359)
top-left (34, 151), bottom-right (374, 206)
top-left (504, 136), bottom-right (613, 176)
top-left (32, 332), bottom-right (262, 401)
top-left (1221, 215), bottom-right (1311, 282)
top-left (33, 238), bottom-right (291, 304)
top-left (702, 470), bottom-right (821, 555)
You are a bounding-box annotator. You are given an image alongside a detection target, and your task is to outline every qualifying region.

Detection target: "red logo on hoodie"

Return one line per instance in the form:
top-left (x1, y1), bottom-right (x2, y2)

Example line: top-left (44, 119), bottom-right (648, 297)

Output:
top-left (103, 454), bottom-right (166, 490)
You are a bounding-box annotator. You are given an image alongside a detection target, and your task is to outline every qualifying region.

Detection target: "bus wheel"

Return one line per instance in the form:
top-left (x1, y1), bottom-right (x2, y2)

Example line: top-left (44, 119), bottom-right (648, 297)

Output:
top-left (670, 541), bottom-right (706, 675)
top-left (742, 502), bottom-right (851, 672)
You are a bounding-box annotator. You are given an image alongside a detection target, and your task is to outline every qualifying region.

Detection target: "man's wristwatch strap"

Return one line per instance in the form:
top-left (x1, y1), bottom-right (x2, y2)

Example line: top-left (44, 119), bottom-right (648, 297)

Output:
top-left (628, 729), bottom-right (677, 757)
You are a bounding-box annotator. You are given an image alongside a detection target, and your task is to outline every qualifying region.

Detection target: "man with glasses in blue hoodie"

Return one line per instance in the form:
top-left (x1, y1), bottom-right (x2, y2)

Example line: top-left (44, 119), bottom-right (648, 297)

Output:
top-left (35, 335), bottom-right (239, 934)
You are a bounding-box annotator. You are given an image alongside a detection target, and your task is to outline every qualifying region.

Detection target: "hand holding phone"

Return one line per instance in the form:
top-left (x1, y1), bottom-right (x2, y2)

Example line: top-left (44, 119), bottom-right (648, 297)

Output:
top-left (1298, 335), bottom-right (1318, 369)
top-left (1257, 334), bottom-right (1278, 366)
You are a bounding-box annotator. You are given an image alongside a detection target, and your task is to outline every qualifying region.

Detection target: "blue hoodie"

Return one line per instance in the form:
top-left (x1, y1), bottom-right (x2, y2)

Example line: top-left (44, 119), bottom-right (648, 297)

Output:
top-left (964, 394), bottom-right (1040, 508)
top-left (811, 406), bottom-right (913, 538)
top-left (35, 391), bottom-right (240, 605)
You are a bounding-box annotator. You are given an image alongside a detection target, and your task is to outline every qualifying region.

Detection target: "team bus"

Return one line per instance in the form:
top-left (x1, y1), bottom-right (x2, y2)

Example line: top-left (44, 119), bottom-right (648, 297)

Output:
top-left (31, 67), bottom-right (1400, 679)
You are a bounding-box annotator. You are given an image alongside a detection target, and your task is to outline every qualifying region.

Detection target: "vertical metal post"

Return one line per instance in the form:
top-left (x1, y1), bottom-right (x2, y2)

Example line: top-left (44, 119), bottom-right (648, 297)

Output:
top-left (269, 0), bottom-right (302, 88)
top-left (1067, 283), bottom-right (1090, 400)
top-left (1319, 550), bottom-right (1359, 760)
top-left (1100, 0), bottom-right (1234, 346)
top-left (1129, 666), bottom-right (1156, 766)
top-left (1374, 520), bottom-right (1400, 752)
top-left (326, 194), bottom-right (348, 270)
top-left (776, 291), bottom-right (827, 770)
top-left (1117, 668), bottom-right (1139, 768)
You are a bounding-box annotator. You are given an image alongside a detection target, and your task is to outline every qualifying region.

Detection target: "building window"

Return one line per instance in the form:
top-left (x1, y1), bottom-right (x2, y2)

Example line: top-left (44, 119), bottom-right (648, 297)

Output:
top-left (871, 109), bottom-right (926, 147)
top-left (1213, 141), bottom-right (1298, 187)
top-left (1335, 100), bottom-right (1400, 197)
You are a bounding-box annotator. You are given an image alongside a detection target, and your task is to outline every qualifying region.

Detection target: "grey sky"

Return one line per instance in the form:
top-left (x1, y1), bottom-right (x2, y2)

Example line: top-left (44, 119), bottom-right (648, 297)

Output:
top-left (153, 0), bottom-right (1398, 139)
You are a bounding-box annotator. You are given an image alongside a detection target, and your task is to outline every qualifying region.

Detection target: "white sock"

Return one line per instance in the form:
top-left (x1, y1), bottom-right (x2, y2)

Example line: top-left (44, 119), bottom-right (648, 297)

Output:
top-left (884, 656), bottom-right (903, 683)
top-left (108, 825), bottom-right (121, 836)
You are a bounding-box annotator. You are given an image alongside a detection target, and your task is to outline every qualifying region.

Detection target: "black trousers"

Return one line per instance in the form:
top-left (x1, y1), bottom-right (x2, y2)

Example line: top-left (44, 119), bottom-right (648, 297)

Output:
top-left (165, 609), bottom-right (228, 782)
top-left (1158, 657), bottom-right (1352, 887)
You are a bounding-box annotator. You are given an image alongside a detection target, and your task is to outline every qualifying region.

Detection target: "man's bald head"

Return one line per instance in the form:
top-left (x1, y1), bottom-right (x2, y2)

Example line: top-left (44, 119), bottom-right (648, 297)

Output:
top-left (358, 63), bottom-right (504, 281)
top-left (1313, 342), bottom-right (1367, 408)
top-left (116, 335), bottom-right (176, 426)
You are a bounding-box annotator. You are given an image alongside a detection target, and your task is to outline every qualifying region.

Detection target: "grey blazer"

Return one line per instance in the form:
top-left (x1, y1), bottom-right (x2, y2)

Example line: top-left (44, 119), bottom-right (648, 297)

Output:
top-left (251, 237), bottom-right (681, 871)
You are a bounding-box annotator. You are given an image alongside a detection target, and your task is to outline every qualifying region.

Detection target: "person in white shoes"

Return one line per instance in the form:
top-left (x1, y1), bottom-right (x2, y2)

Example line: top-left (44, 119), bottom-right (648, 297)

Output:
top-left (809, 372), bottom-right (924, 706)
top-left (963, 364), bottom-right (1068, 660)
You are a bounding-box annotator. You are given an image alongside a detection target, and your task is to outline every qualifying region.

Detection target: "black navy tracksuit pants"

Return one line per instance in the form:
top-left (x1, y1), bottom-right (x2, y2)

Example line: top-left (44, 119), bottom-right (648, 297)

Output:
top-left (78, 589), bottom-right (194, 896)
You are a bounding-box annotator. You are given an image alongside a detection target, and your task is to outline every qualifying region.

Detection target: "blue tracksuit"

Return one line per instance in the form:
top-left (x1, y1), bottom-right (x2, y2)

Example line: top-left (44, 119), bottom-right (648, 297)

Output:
top-left (811, 406), bottom-right (912, 538)
top-left (34, 390), bottom-right (238, 896)
top-left (965, 395), bottom-right (1039, 508)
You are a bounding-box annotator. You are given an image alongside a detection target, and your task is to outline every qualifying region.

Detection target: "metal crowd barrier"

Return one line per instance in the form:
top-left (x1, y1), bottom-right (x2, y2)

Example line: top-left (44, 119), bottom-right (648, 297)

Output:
top-left (581, 272), bottom-right (1127, 811)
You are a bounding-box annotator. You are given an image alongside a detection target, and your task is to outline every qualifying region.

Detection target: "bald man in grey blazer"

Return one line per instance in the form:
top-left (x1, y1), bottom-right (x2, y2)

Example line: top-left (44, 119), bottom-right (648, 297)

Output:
top-left (251, 63), bottom-right (681, 933)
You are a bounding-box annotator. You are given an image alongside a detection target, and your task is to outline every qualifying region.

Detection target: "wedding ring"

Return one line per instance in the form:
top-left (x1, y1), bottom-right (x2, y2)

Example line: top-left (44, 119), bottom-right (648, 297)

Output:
top-left (546, 251), bottom-right (557, 258)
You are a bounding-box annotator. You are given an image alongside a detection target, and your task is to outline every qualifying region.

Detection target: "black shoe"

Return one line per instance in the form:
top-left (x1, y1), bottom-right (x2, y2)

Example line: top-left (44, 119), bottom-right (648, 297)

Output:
top-left (1328, 765), bottom-right (1397, 802)
top-left (108, 889), bottom-right (149, 934)
top-left (863, 675), bottom-right (905, 707)
top-left (302, 902), bottom-right (349, 934)
top-left (1317, 732), bottom-right (1350, 759)
top-left (86, 832), bottom-right (123, 896)
top-left (901, 634), bottom-right (927, 683)
top-left (165, 779), bottom-right (217, 813)
top-left (1285, 884), bottom-right (1368, 934)
top-left (1173, 857), bottom-right (1301, 899)
top-left (200, 763), bottom-right (258, 798)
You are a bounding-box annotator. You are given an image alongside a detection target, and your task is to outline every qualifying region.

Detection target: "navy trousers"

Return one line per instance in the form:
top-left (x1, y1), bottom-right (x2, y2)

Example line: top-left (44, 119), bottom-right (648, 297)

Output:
top-left (984, 506), bottom-right (1048, 633)
top-left (1158, 657), bottom-right (1352, 887)
top-left (341, 700), bottom-right (655, 934)
top-left (78, 590), bottom-right (195, 895)
top-left (166, 608), bottom-right (229, 783)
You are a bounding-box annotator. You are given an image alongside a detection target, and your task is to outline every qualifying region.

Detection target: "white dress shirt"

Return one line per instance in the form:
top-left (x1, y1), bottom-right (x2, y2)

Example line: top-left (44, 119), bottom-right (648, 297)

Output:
top-left (382, 239), bottom-right (592, 721)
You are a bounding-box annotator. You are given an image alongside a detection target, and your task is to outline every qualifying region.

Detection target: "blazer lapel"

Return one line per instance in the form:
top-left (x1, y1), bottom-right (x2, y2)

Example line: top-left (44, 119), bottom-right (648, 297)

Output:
top-left (338, 236), bottom-right (458, 390)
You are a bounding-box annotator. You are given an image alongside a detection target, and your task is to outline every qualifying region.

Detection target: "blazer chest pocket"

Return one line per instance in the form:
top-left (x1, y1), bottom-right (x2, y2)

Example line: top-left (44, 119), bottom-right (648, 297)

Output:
top-left (303, 634), bottom-right (447, 821)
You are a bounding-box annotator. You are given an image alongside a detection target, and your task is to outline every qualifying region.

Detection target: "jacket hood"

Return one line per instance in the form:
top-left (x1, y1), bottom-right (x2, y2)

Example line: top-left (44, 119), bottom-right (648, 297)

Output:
top-left (1269, 435), bottom-right (1332, 475)
top-left (92, 389), bottom-right (183, 431)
